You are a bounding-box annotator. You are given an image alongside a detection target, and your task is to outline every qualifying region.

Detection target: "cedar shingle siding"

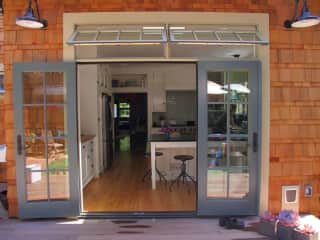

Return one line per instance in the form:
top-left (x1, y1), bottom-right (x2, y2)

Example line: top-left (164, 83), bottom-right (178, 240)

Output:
top-left (2, 0), bottom-right (320, 217)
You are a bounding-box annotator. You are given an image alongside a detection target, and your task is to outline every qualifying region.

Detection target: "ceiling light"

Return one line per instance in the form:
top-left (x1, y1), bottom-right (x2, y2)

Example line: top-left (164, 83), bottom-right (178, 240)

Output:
top-left (284, 0), bottom-right (320, 28)
top-left (16, 0), bottom-right (48, 29)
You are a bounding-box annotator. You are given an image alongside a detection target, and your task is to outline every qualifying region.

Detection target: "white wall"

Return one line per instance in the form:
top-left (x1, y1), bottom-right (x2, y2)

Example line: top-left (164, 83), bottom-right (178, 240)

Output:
top-left (78, 65), bottom-right (98, 135)
top-left (78, 65), bottom-right (100, 178)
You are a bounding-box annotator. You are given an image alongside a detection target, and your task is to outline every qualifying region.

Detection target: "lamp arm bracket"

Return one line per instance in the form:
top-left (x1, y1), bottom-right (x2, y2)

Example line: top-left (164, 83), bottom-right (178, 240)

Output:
top-left (291, 0), bottom-right (300, 21)
top-left (33, 0), bottom-right (42, 19)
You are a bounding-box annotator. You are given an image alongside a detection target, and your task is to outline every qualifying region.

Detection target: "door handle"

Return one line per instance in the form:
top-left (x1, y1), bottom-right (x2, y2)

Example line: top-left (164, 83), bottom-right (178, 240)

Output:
top-left (17, 134), bottom-right (23, 155)
top-left (252, 132), bottom-right (258, 153)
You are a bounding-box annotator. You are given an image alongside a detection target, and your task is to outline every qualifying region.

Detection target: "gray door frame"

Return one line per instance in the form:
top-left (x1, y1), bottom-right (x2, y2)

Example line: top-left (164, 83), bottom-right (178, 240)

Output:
top-left (197, 60), bottom-right (262, 216)
top-left (13, 62), bottom-right (80, 219)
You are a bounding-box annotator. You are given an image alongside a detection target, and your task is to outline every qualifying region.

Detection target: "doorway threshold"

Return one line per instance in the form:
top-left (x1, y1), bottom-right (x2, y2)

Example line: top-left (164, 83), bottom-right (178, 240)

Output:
top-left (80, 211), bottom-right (197, 219)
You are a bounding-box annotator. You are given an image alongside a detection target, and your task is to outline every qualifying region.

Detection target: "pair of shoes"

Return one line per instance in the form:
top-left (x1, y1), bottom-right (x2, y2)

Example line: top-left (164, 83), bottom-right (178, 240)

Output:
top-left (219, 217), bottom-right (243, 230)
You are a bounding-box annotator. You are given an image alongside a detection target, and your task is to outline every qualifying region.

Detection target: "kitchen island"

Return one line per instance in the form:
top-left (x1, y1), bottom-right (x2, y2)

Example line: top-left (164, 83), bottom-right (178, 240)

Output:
top-left (150, 134), bottom-right (196, 190)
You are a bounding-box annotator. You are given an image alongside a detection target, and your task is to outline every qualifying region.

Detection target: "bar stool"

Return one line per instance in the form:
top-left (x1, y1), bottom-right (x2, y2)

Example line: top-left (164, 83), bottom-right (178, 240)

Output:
top-left (142, 151), bottom-right (167, 182)
top-left (169, 155), bottom-right (196, 191)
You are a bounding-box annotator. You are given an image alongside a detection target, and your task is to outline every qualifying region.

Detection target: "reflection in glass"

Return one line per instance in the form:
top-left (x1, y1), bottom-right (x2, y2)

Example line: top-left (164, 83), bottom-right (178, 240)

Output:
top-left (23, 72), bottom-right (44, 104)
top-left (26, 171), bottom-right (48, 201)
top-left (230, 138), bottom-right (248, 167)
top-left (25, 139), bottom-right (47, 170)
top-left (207, 169), bottom-right (227, 198)
top-left (24, 106), bottom-right (44, 138)
top-left (208, 141), bottom-right (227, 167)
top-left (208, 104), bottom-right (226, 134)
top-left (228, 72), bottom-right (249, 103)
top-left (207, 72), bottom-right (227, 102)
top-left (206, 70), bottom-right (251, 200)
top-left (46, 72), bottom-right (65, 103)
top-left (49, 171), bottom-right (70, 200)
top-left (230, 103), bottom-right (248, 134)
top-left (48, 138), bottom-right (68, 170)
top-left (229, 169), bottom-right (249, 198)
top-left (46, 105), bottom-right (66, 137)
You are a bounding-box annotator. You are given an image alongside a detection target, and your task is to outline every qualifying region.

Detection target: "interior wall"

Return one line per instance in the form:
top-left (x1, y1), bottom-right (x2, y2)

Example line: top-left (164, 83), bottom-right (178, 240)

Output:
top-left (3, 1), bottom-right (320, 217)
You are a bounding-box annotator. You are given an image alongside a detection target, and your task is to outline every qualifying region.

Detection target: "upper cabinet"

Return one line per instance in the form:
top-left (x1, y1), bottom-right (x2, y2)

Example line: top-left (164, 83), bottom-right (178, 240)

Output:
top-left (151, 72), bottom-right (166, 112)
top-left (165, 65), bottom-right (196, 90)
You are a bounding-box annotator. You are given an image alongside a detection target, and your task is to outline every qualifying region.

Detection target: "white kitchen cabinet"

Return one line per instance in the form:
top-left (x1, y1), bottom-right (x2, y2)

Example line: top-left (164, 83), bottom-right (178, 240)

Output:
top-left (151, 72), bottom-right (166, 112)
top-left (81, 138), bottom-right (95, 188)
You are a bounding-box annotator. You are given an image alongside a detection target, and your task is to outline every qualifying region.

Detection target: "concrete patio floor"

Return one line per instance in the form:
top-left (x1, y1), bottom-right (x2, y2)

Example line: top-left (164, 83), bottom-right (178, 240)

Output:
top-left (0, 218), bottom-right (271, 240)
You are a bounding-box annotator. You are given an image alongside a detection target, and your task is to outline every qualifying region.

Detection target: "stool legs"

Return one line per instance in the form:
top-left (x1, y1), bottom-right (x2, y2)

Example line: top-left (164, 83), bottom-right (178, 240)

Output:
top-left (169, 160), bottom-right (196, 191)
top-left (142, 167), bottom-right (167, 182)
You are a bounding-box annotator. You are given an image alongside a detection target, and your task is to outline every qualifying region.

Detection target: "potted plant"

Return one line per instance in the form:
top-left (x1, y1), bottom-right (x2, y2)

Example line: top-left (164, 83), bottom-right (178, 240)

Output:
top-left (258, 211), bottom-right (278, 238)
top-left (277, 209), bottom-right (300, 240)
top-left (293, 220), bottom-right (319, 240)
top-left (160, 127), bottom-right (174, 139)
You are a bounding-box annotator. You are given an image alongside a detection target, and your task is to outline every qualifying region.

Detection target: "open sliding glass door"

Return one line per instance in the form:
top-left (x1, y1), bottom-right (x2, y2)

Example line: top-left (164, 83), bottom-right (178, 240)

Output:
top-left (13, 62), bottom-right (79, 219)
top-left (197, 61), bottom-right (261, 216)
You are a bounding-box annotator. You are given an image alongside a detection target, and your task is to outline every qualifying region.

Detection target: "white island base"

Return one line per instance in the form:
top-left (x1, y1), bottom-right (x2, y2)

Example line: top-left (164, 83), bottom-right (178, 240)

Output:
top-left (150, 141), bottom-right (197, 190)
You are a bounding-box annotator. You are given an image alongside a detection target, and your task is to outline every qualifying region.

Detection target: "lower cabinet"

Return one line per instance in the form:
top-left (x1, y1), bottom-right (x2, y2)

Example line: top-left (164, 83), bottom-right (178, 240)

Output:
top-left (81, 139), bottom-right (95, 188)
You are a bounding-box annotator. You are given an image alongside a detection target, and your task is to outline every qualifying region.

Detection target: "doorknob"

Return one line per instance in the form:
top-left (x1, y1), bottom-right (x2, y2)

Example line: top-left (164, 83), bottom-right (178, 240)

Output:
top-left (17, 134), bottom-right (23, 155)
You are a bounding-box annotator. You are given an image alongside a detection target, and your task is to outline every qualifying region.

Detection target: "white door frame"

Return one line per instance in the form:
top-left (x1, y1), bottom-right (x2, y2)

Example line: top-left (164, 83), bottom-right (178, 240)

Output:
top-left (63, 11), bottom-right (270, 214)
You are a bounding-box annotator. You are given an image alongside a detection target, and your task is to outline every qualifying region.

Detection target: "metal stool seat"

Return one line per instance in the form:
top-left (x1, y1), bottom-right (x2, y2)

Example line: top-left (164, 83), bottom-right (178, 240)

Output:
top-left (169, 155), bottom-right (196, 191)
top-left (142, 151), bottom-right (167, 182)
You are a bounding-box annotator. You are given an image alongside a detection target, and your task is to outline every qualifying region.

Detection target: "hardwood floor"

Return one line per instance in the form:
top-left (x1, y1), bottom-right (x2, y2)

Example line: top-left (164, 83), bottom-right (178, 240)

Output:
top-left (83, 151), bottom-right (196, 212)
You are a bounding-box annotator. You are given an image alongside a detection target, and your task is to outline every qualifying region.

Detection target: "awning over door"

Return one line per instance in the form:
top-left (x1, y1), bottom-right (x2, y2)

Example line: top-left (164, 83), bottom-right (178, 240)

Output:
top-left (68, 25), bottom-right (268, 60)
top-left (68, 25), bottom-right (167, 45)
top-left (169, 25), bottom-right (268, 45)
top-left (67, 25), bottom-right (268, 46)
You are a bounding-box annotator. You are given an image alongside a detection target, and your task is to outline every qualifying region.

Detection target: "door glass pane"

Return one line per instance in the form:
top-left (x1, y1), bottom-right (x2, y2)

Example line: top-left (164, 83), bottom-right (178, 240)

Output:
top-left (26, 171), bottom-right (48, 201)
top-left (206, 70), bottom-right (251, 200)
top-left (230, 103), bottom-right (248, 134)
top-left (24, 106), bottom-right (44, 137)
top-left (46, 72), bottom-right (65, 103)
top-left (208, 140), bottom-right (227, 167)
top-left (207, 72), bottom-right (227, 102)
top-left (229, 169), bottom-right (249, 199)
top-left (25, 139), bottom-right (47, 170)
top-left (23, 72), bottom-right (44, 104)
top-left (229, 72), bottom-right (249, 103)
top-left (207, 169), bottom-right (227, 198)
top-left (49, 171), bottom-right (70, 200)
top-left (208, 104), bottom-right (227, 134)
top-left (230, 137), bottom-right (248, 167)
top-left (48, 139), bottom-right (68, 170)
top-left (46, 105), bottom-right (67, 137)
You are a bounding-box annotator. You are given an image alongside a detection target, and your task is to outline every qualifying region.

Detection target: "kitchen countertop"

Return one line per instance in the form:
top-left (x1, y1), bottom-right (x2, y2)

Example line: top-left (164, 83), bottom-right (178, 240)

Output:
top-left (152, 125), bottom-right (196, 128)
top-left (80, 134), bottom-right (96, 142)
top-left (149, 134), bottom-right (196, 142)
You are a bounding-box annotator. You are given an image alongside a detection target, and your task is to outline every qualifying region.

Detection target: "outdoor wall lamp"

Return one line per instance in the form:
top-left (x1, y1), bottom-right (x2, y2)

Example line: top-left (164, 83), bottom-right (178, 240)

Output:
top-left (16, 0), bottom-right (47, 29)
top-left (284, 0), bottom-right (320, 28)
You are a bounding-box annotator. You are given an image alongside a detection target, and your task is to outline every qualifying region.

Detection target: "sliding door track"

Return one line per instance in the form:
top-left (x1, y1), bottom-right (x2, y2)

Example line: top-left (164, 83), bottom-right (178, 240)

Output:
top-left (80, 211), bottom-right (197, 219)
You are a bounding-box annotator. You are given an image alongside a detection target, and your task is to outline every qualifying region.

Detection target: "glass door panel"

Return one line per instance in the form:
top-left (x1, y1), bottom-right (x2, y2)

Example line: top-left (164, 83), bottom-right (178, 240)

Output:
top-left (14, 62), bottom-right (79, 219)
top-left (198, 61), bottom-right (260, 216)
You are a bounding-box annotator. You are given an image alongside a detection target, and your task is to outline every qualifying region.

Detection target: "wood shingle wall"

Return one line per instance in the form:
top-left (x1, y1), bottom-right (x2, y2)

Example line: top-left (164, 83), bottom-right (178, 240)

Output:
top-left (3, 0), bottom-right (320, 217)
